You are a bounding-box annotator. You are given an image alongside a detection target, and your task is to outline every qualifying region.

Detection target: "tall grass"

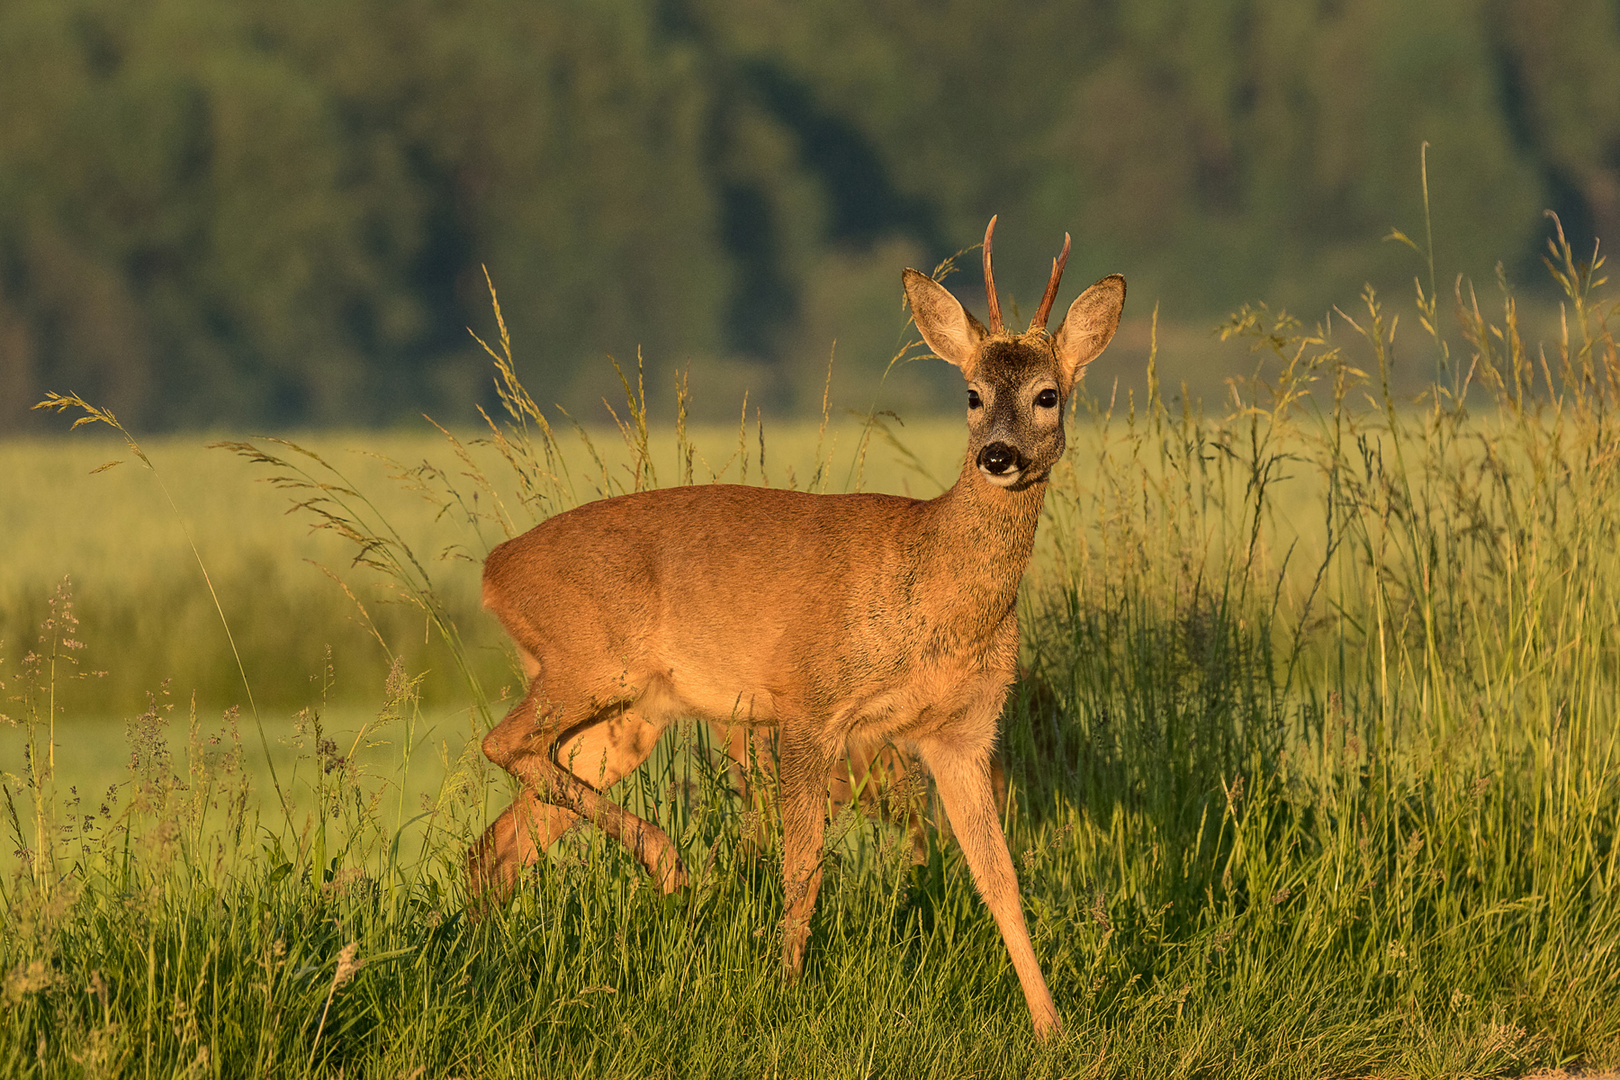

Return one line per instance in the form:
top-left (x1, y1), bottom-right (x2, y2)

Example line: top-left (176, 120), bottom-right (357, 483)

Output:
top-left (3, 223), bottom-right (1619, 1077)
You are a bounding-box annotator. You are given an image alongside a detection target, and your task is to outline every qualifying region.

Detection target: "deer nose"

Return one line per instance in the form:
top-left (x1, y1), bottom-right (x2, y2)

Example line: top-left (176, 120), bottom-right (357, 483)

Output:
top-left (978, 442), bottom-right (1018, 475)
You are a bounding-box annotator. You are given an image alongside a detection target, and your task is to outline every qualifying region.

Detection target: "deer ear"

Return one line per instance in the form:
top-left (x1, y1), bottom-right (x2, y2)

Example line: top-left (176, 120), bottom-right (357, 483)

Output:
top-left (904, 269), bottom-right (987, 376)
top-left (1053, 274), bottom-right (1125, 392)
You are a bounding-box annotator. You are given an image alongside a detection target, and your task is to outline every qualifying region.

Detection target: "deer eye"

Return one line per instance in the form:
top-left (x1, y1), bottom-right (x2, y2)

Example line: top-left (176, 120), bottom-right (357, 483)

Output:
top-left (967, 389), bottom-right (983, 409)
top-left (1035, 388), bottom-right (1058, 408)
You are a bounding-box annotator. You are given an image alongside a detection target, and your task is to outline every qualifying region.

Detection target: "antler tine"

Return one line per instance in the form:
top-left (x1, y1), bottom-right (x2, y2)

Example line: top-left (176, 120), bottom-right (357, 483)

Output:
top-left (982, 215), bottom-right (1004, 334)
top-left (1030, 232), bottom-right (1072, 333)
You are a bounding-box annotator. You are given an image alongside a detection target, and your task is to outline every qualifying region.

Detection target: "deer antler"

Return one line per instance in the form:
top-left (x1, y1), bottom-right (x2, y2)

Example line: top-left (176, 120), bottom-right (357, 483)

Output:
top-left (1030, 233), bottom-right (1071, 333)
top-left (982, 215), bottom-right (1004, 334)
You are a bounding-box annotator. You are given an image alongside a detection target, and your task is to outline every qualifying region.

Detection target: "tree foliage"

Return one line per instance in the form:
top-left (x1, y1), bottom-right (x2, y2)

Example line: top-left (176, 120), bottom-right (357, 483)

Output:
top-left (0, 0), bottom-right (1614, 430)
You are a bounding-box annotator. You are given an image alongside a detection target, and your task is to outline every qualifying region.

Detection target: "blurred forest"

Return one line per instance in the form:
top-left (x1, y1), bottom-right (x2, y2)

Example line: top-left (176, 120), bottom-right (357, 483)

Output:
top-left (1, 0), bottom-right (1616, 431)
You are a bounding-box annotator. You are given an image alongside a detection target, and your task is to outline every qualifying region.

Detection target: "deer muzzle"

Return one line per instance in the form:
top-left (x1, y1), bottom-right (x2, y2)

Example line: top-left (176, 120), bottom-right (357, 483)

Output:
top-left (977, 441), bottom-right (1025, 486)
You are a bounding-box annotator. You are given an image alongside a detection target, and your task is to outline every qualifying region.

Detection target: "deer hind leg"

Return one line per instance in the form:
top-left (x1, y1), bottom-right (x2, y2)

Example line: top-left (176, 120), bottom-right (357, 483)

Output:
top-left (777, 727), bottom-right (838, 977)
top-left (470, 682), bottom-right (683, 903)
top-left (917, 729), bottom-right (1062, 1040)
top-left (468, 789), bottom-right (577, 906)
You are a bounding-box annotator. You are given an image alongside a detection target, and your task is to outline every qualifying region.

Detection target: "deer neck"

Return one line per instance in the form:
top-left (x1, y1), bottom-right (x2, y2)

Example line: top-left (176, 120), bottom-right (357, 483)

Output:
top-left (912, 456), bottom-right (1048, 647)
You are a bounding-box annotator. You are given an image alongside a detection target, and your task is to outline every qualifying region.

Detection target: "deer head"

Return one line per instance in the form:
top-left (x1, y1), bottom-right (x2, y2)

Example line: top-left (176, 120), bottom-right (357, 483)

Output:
top-left (903, 217), bottom-right (1126, 489)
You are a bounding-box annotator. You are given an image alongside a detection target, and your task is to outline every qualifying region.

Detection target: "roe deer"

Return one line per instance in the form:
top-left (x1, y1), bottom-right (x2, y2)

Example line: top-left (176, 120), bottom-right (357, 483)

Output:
top-left (470, 217), bottom-right (1125, 1038)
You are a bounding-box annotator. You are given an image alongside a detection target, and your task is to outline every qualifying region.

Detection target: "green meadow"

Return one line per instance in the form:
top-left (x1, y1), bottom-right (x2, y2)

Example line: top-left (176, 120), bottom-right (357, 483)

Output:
top-left (4, 235), bottom-right (1620, 1078)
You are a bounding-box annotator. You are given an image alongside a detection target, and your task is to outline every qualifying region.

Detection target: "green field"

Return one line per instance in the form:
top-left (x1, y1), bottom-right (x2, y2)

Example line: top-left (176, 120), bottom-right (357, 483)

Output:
top-left (4, 245), bottom-right (1620, 1078)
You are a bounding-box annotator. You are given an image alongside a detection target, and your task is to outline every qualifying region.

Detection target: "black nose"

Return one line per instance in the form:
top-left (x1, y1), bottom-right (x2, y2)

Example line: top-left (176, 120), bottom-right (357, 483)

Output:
top-left (978, 442), bottom-right (1018, 474)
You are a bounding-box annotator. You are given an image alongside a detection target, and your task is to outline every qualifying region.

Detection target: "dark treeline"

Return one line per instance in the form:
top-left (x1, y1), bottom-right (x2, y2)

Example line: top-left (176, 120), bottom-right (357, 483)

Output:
top-left (1, 0), bottom-right (1616, 431)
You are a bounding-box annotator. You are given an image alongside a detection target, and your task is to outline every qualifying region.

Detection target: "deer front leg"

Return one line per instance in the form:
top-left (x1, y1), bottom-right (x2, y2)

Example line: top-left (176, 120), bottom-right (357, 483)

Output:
top-left (778, 729), bottom-right (836, 977)
top-left (919, 735), bottom-right (1062, 1040)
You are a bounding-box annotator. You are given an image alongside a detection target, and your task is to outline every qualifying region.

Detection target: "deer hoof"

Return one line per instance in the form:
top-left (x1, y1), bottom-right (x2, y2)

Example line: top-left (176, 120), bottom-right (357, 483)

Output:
top-left (782, 917), bottom-right (811, 977)
top-left (1032, 1005), bottom-right (1064, 1041)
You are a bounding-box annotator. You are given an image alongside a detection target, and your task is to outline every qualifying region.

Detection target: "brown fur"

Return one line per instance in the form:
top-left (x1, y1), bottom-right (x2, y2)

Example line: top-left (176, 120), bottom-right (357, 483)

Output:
top-left (469, 225), bottom-right (1124, 1039)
